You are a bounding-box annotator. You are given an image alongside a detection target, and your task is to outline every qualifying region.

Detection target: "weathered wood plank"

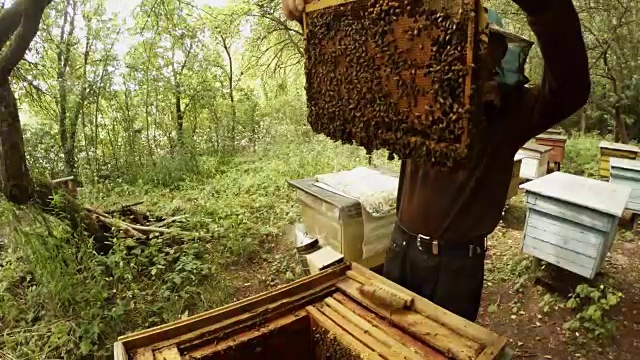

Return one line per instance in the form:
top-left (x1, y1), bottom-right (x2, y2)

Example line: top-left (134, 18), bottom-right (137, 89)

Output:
top-left (526, 196), bottom-right (612, 232)
top-left (315, 302), bottom-right (406, 360)
top-left (332, 293), bottom-right (448, 360)
top-left (133, 348), bottom-right (153, 360)
top-left (114, 341), bottom-right (129, 360)
top-left (184, 311), bottom-right (311, 359)
top-left (306, 305), bottom-right (384, 360)
top-left (527, 212), bottom-right (603, 247)
top-left (522, 243), bottom-right (593, 278)
top-left (475, 337), bottom-right (509, 360)
top-left (118, 264), bottom-right (349, 351)
top-left (523, 235), bottom-right (595, 269)
top-left (152, 278), bottom-right (339, 352)
top-left (524, 226), bottom-right (599, 258)
top-left (337, 278), bottom-right (483, 360)
top-left (349, 263), bottom-right (498, 346)
top-left (521, 172), bottom-right (631, 217)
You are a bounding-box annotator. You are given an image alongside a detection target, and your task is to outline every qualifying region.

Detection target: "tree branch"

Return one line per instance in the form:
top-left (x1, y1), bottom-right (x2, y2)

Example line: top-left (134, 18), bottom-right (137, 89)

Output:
top-left (0, 0), bottom-right (25, 51)
top-left (0, 0), bottom-right (49, 79)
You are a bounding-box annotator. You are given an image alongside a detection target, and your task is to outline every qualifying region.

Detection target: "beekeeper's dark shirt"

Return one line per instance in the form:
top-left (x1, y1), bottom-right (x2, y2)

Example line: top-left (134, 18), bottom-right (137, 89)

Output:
top-left (396, 0), bottom-right (591, 242)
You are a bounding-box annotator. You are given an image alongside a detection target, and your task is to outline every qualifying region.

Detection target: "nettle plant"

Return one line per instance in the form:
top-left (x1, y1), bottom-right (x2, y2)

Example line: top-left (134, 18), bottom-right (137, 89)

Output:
top-left (562, 283), bottom-right (623, 341)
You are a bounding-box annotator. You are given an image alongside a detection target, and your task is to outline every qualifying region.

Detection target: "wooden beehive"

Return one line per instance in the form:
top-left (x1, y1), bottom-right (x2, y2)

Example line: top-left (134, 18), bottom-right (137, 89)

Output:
top-left (599, 141), bottom-right (639, 178)
top-left (609, 157), bottom-right (640, 214)
top-left (507, 153), bottom-right (525, 200)
top-left (534, 133), bottom-right (567, 171)
top-left (303, 0), bottom-right (485, 167)
top-left (288, 178), bottom-right (393, 269)
top-left (517, 143), bottom-right (552, 180)
top-left (114, 263), bottom-right (511, 359)
top-left (520, 172), bottom-right (631, 279)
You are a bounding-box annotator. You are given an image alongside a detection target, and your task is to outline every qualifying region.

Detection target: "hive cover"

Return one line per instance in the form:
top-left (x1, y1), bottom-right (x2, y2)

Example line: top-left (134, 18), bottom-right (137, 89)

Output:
top-left (303, 0), bottom-right (484, 167)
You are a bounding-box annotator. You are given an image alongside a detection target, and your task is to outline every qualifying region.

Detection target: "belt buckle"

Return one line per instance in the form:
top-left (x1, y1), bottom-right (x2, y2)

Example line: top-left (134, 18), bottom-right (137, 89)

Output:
top-left (416, 234), bottom-right (438, 255)
top-left (416, 234), bottom-right (429, 252)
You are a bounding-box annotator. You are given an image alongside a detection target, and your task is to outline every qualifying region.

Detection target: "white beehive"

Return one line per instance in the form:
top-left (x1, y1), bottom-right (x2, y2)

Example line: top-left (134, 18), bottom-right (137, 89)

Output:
top-left (517, 143), bottom-right (553, 180)
top-left (609, 157), bottom-right (640, 213)
top-left (520, 172), bottom-right (631, 279)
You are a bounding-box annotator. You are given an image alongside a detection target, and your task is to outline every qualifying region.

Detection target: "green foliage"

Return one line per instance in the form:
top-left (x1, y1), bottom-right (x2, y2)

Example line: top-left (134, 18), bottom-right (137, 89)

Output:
top-left (563, 283), bottom-right (623, 341)
top-left (563, 133), bottom-right (603, 178)
top-left (0, 206), bottom-right (219, 357)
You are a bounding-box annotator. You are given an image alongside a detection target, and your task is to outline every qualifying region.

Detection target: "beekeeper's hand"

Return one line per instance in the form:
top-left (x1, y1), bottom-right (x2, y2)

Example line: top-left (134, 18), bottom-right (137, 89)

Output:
top-left (282, 0), bottom-right (304, 23)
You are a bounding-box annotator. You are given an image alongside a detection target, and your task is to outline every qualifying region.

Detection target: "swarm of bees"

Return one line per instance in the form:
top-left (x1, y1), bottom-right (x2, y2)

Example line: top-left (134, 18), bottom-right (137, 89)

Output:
top-left (304, 0), bottom-right (485, 168)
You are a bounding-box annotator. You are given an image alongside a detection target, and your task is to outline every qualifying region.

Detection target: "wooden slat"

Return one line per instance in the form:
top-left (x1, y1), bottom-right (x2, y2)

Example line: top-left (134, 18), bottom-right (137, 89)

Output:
top-left (117, 263), bottom-right (349, 351)
top-left (154, 346), bottom-right (181, 360)
top-left (522, 243), bottom-right (593, 279)
top-left (132, 348), bottom-right (153, 360)
top-left (346, 270), bottom-right (413, 308)
top-left (523, 235), bottom-right (596, 269)
top-left (524, 226), bottom-right (599, 258)
top-left (332, 293), bottom-right (448, 360)
top-left (337, 277), bottom-right (482, 360)
top-left (324, 297), bottom-right (425, 360)
top-left (306, 305), bottom-right (384, 360)
top-left (475, 337), bottom-right (509, 360)
top-left (350, 263), bottom-right (498, 346)
top-left (114, 341), bottom-right (128, 360)
top-left (184, 311), bottom-right (310, 359)
top-left (526, 196), bottom-right (612, 233)
top-left (527, 212), bottom-right (603, 247)
top-left (306, 0), bottom-right (357, 12)
top-left (315, 302), bottom-right (405, 359)
top-left (151, 277), bottom-right (339, 352)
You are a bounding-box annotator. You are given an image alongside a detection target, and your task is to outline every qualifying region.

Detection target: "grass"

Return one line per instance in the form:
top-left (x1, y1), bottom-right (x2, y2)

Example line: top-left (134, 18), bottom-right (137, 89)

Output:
top-left (0, 130), bottom-right (618, 358)
top-left (0, 133), bottom-right (397, 358)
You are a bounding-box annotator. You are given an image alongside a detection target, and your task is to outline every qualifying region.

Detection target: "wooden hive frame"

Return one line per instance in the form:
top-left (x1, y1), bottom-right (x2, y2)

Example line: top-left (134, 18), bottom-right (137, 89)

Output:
top-left (114, 263), bottom-right (509, 360)
top-left (302, 0), bottom-right (485, 167)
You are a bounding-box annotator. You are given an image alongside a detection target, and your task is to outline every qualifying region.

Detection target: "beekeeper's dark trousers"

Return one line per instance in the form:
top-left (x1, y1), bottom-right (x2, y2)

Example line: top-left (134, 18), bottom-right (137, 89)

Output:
top-left (383, 224), bottom-right (487, 322)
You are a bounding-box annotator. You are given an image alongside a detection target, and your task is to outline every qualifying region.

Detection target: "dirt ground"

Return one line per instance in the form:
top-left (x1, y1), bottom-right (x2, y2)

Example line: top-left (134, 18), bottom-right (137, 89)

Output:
top-left (228, 192), bottom-right (640, 359)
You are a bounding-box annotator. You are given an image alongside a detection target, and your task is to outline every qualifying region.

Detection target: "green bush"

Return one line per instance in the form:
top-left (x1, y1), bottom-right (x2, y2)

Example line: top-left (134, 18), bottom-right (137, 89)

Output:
top-left (563, 133), bottom-right (602, 178)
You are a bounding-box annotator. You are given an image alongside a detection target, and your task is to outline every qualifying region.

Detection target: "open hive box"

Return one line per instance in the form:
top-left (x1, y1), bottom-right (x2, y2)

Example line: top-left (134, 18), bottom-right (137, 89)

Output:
top-left (303, 0), bottom-right (486, 167)
top-left (114, 263), bottom-right (509, 360)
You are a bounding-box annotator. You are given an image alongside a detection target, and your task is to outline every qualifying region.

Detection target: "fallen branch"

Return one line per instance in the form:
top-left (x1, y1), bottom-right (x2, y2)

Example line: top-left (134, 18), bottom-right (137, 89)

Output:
top-left (151, 215), bottom-right (188, 228)
top-left (94, 214), bottom-right (206, 239)
top-left (93, 215), bottom-right (144, 239)
top-left (83, 205), bottom-right (110, 219)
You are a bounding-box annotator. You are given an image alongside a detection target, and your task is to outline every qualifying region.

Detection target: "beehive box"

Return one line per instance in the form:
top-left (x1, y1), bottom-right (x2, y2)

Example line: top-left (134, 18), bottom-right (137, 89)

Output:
top-left (517, 143), bottom-right (552, 180)
top-left (520, 172), bottom-right (631, 279)
top-left (114, 263), bottom-right (511, 360)
top-left (609, 157), bottom-right (640, 214)
top-left (303, 0), bottom-right (486, 167)
top-left (534, 133), bottom-right (567, 171)
top-left (599, 141), bottom-right (639, 178)
top-left (288, 178), bottom-right (393, 269)
top-left (507, 154), bottom-right (526, 200)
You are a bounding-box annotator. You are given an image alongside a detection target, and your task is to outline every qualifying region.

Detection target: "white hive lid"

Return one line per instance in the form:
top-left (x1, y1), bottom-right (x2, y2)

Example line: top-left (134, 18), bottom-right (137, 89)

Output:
top-left (520, 172), bottom-right (631, 217)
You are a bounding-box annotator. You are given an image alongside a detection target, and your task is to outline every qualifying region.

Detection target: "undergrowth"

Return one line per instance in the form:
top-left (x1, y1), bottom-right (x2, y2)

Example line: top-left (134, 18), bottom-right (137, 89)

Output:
top-left (0, 135), bottom-right (396, 358)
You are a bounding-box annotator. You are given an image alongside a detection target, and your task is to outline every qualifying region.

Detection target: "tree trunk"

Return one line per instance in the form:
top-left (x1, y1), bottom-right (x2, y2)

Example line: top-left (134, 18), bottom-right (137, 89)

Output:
top-left (614, 104), bottom-right (630, 144)
top-left (0, 80), bottom-right (34, 204)
top-left (579, 108), bottom-right (587, 135)
top-left (175, 80), bottom-right (184, 149)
